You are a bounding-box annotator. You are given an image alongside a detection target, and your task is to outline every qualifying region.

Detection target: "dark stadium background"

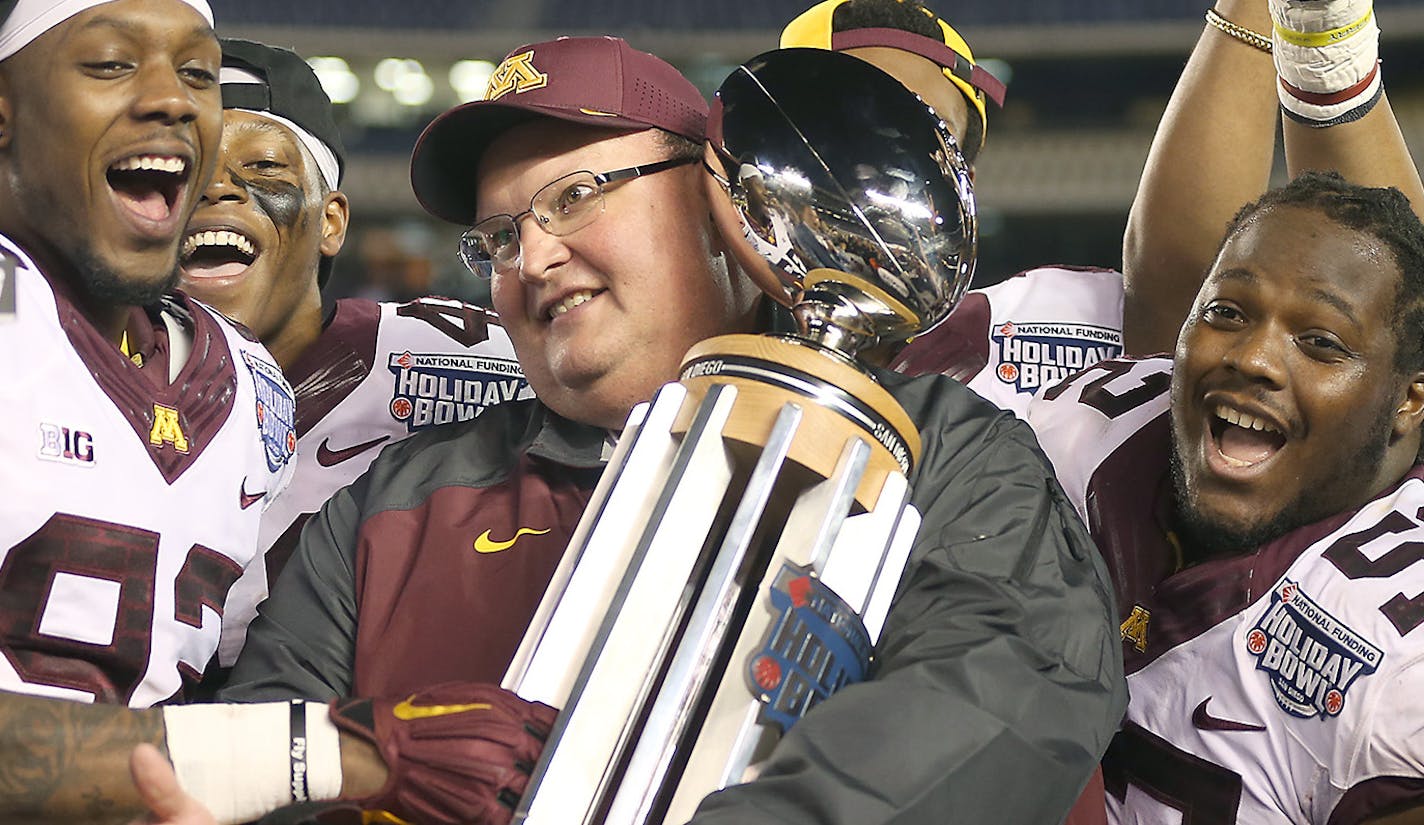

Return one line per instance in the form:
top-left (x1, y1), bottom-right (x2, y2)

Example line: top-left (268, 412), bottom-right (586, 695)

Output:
top-left (210, 0), bottom-right (1424, 305)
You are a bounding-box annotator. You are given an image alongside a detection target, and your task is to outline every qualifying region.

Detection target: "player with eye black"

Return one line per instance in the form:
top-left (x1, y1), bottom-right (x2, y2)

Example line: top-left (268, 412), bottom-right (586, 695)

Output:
top-left (175, 38), bottom-right (530, 670)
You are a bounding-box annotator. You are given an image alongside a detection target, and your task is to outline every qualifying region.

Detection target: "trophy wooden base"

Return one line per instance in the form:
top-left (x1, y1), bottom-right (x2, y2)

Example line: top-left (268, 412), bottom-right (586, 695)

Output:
top-left (677, 334), bottom-right (920, 511)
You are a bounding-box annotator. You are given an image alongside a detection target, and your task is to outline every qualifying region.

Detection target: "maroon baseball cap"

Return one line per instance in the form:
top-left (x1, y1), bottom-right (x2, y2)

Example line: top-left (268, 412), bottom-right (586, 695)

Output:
top-left (410, 36), bottom-right (709, 226)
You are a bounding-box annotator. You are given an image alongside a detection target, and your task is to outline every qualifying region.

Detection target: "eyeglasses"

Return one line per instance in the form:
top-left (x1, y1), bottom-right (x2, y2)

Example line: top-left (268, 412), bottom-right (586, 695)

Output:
top-left (458, 156), bottom-right (699, 279)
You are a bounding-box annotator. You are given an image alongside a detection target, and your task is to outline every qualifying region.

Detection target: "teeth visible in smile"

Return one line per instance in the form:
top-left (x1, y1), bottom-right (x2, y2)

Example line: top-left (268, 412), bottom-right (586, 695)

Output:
top-left (182, 230), bottom-right (255, 259)
top-left (1220, 453), bottom-right (1253, 468)
top-left (549, 290), bottom-right (594, 319)
top-left (112, 155), bottom-right (187, 175)
top-left (1215, 405), bottom-right (1280, 434)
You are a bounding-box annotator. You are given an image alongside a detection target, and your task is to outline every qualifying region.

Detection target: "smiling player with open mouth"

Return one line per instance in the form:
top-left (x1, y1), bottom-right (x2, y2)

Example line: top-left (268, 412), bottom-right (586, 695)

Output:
top-left (0, 0), bottom-right (297, 711)
top-left (1030, 171), bottom-right (1424, 824)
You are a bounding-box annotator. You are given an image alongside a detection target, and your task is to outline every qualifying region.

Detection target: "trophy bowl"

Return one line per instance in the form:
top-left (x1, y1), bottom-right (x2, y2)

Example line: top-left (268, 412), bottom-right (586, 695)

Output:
top-left (705, 47), bottom-right (978, 358)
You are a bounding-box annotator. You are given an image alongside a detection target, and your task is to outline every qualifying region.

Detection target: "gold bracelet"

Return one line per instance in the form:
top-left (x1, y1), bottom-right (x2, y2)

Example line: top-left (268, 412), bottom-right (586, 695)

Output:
top-left (1205, 8), bottom-right (1273, 53)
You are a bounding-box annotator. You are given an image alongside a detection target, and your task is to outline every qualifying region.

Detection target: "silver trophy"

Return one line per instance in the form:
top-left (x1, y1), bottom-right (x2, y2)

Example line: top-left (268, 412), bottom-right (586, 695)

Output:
top-left (504, 48), bottom-right (977, 825)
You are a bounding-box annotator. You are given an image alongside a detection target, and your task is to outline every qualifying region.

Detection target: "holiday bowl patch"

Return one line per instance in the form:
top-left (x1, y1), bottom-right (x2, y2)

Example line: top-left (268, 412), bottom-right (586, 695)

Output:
top-left (244, 351), bottom-right (296, 472)
top-left (746, 564), bottom-right (873, 733)
top-left (1247, 579), bottom-right (1382, 719)
top-left (387, 351), bottom-right (527, 431)
top-left (991, 322), bottom-right (1121, 393)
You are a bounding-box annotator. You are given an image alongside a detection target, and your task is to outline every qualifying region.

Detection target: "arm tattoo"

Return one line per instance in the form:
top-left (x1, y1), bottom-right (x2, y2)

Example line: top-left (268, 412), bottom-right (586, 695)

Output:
top-left (0, 692), bottom-right (164, 824)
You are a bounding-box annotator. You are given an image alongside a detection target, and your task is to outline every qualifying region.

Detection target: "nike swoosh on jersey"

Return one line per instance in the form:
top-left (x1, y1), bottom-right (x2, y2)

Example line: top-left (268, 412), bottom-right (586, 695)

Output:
top-left (1191, 697), bottom-right (1265, 732)
top-left (392, 696), bottom-right (492, 721)
top-left (315, 435), bottom-right (391, 467)
top-left (474, 527), bottom-right (551, 554)
top-left (240, 478), bottom-right (265, 509)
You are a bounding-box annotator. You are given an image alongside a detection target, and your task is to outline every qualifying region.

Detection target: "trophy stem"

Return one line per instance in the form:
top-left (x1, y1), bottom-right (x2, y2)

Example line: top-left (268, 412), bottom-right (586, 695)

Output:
top-left (788, 268), bottom-right (927, 358)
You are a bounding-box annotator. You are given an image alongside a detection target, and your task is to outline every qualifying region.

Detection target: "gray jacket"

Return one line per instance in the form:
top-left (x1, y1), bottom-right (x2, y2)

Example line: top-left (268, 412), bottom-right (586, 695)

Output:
top-left (226, 368), bottom-right (1126, 825)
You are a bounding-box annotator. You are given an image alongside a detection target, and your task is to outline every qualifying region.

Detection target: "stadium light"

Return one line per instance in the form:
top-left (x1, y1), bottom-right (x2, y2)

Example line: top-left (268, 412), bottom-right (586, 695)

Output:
top-left (450, 59), bottom-right (496, 103)
top-left (375, 58), bottom-right (434, 107)
top-left (307, 56), bottom-right (359, 105)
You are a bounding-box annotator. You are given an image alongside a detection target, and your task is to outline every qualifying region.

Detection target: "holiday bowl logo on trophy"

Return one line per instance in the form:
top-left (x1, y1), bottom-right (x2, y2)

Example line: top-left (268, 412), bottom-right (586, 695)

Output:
top-left (505, 48), bottom-right (976, 825)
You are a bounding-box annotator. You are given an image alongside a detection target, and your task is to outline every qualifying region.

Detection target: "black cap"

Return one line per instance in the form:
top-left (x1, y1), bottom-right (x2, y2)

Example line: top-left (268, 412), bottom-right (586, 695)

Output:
top-left (219, 38), bottom-right (346, 186)
top-left (220, 38), bottom-right (345, 289)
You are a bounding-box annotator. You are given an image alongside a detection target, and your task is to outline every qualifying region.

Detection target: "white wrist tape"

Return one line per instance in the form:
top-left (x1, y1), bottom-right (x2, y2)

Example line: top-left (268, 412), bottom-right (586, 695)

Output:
top-left (1270, 0), bottom-right (1382, 125)
top-left (162, 700), bottom-right (343, 825)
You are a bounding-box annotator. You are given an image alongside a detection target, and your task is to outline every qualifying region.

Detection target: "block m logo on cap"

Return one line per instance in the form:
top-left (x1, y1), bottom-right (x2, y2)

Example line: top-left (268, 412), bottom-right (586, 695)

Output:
top-left (485, 50), bottom-right (548, 101)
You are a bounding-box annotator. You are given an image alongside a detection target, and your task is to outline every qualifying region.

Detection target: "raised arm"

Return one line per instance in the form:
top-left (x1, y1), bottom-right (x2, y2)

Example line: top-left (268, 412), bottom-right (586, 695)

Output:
top-left (1124, 0), bottom-right (1421, 356)
top-left (1121, 0), bottom-right (1278, 356)
top-left (1282, 101), bottom-right (1422, 217)
top-left (1276, 0), bottom-right (1423, 217)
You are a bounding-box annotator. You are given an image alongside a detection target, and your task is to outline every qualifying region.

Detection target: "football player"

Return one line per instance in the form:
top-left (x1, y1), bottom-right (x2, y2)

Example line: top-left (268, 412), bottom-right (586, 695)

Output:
top-left (0, 0), bottom-right (294, 707)
top-left (780, 0), bottom-right (1128, 412)
top-left (785, 2), bottom-right (1424, 821)
top-left (1029, 171), bottom-right (1424, 823)
top-left (0, 29), bottom-right (535, 822)
top-left (178, 39), bottom-right (530, 668)
top-left (790, 0), bottom-right (1423, 413)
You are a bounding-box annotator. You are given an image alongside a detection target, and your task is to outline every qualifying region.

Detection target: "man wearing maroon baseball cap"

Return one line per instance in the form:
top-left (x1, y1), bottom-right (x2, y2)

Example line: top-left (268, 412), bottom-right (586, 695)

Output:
top-left (403, 34), bottom-right (765, 431)
top-left (411, 35), bottom-right (709, 227)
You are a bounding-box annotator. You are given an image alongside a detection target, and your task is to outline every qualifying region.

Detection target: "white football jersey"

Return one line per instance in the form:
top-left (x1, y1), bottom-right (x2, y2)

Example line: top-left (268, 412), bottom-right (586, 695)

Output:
top-left (0, 232), bottom-right (294, 708)
top-left (892, 265), bottom-right (1125, 417)
top-left (1029, 357), bottom-right (1424, 824)
top-left (217, 296), bottom-right (530, 663)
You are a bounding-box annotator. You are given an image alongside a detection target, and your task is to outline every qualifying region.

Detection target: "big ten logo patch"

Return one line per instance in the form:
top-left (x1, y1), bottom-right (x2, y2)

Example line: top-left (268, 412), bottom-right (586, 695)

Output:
top-left (387, 352), bottom-right (528, 431)
top-left (1247, 579), bottom-right (1382, 719)
top-left (38, 423), bottom-right (95, 466)
top-left (991, 322), bottom-right (1122, 394)
top-left (746, 565), bottom-right (873, 734)
top-left (243, 352), bottom-right (296, 472)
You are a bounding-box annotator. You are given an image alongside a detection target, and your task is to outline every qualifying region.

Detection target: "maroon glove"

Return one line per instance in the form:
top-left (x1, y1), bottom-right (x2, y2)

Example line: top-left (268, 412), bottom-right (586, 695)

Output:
top-left (329, 682), bottom-right (557, 825)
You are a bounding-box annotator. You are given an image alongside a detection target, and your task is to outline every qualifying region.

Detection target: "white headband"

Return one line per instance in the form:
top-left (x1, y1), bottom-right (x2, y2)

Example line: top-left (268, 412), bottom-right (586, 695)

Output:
top-left (0, 0), bottom-right (215, 63)
top-left (235, 108), bottom-right (342, 193)
top-left (221, 66), bottom-right (341, 192)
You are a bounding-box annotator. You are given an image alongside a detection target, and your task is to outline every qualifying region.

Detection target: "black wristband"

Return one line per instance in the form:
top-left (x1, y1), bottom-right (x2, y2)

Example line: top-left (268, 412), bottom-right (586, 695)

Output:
top-left (289, 699), bottom-right (310, 803)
